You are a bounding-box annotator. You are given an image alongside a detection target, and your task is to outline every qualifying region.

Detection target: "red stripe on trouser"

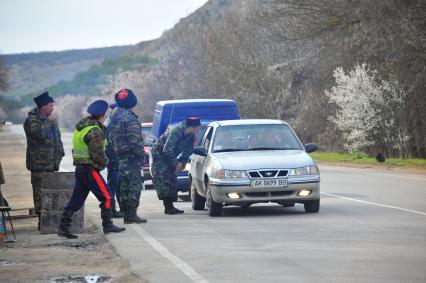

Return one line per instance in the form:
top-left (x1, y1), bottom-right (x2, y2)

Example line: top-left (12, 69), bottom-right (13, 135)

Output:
top-left (91, 169), bottom-right (111, 209)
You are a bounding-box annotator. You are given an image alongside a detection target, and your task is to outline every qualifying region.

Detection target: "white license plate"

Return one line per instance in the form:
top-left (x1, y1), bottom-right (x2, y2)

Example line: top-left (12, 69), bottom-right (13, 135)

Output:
top-left (251, 178), bottom-right (288, 188)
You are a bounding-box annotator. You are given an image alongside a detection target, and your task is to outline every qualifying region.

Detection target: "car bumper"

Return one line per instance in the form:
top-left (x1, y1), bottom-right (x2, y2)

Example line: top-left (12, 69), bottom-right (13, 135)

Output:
top-left (209, 175), bottom-right (320, 204)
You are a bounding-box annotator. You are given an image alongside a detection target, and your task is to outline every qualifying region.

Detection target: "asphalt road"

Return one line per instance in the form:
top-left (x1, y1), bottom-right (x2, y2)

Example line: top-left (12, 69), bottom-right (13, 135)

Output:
top-left (10, 125), bottom-right (426, 283)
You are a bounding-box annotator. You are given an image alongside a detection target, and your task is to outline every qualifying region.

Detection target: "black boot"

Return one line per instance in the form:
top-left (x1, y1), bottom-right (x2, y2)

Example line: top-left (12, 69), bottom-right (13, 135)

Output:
top-left (112, 206), bottom-right (124, 218)
top-left (124, 206), bottom-right (147, 224)
top-left (57, 210), bottom-right (78, 239)
top-left (163, 198), bottom-right (184, 215)
top-left (101, 205), bottom-right (125, 234)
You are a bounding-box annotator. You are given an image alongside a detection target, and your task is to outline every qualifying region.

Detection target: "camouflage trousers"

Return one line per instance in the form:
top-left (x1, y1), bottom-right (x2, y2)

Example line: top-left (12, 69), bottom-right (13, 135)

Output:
top-left (118, 159), bottom-right (143, 209)
top-left (151, 158), bottom-right (178, 201)
top-left (30, 171), bottom-right (44, 214)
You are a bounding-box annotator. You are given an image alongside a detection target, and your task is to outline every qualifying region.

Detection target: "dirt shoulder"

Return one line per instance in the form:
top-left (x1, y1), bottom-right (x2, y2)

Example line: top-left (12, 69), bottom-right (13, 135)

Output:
top-left (0, 127), bottom-right (143, 283)
top-left (316, 160), bottom-right (426, 175)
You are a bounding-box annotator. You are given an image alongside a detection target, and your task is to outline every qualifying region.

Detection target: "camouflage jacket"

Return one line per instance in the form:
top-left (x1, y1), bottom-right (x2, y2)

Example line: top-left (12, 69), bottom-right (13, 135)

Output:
top-left (23, 108), bottom-right (64, 172)
top-left (108, 107), bottom-right (144, 161)
top-left (151, 121), bottom-right (195, 167)
top-left (73, 117), bottom-right (108, 171)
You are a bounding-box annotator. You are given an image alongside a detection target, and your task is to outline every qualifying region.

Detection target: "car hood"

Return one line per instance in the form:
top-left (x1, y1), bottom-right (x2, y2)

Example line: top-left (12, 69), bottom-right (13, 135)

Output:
top-left (212, 150), bottom-right (315, 170)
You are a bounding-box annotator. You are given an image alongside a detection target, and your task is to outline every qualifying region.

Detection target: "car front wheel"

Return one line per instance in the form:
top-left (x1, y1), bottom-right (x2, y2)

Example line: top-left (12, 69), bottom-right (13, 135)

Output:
top-left (191, 182), bottom-right (206, 210)
top-left (206, 187), bottom-right (222, 217)
top-left (304, 199), bottom-right (320, 213)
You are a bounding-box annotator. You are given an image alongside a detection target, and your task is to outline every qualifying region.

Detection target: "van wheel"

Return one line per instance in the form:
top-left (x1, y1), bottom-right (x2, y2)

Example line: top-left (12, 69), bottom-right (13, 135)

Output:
top-left (191, 183), bottom-right (206, 210)
top-left (206, 188), bottom-right (222, 217)
top-left (304, 199), bottom-right (320, 213)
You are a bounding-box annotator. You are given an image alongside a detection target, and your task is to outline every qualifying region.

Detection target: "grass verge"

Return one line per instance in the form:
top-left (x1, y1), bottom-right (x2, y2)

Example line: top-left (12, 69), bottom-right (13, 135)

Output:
top-left (310, 151), bottom-right (426, 169)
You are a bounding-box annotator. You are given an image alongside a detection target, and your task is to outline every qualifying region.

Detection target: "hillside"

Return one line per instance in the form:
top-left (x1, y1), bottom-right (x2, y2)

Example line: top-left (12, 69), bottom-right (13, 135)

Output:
top-left (107, 0), bottom-right (424, 157)
top-left (1, 0), bottom-right (424, 158)
top-left (2, 45), bottom-right (130, 98)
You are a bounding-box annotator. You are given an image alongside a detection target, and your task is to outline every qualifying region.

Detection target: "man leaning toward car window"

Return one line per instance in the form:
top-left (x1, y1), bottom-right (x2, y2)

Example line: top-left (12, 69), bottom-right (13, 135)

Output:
top-left (151, 116), bottom-right (201, 215)
top-left (23, 91), bottom-right (64, 231)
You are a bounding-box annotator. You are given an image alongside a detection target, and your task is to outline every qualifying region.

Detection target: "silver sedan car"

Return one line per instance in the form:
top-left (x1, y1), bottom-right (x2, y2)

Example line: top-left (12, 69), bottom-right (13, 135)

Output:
top-left (189, 119), bottom-right (320, 216)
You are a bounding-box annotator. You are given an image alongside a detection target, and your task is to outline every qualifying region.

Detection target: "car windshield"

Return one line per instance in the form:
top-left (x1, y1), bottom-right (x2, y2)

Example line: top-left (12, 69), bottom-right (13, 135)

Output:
top-left (212, 124), bottom-right (303, 152)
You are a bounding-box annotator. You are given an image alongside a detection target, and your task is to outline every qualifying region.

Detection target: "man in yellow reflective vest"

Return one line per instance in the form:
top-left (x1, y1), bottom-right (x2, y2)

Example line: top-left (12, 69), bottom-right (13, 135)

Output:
top-left (58, 100), bottom-right (125, 239)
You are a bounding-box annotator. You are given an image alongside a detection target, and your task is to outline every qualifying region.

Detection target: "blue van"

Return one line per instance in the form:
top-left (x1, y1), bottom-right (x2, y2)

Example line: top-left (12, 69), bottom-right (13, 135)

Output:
top-left (148, 99), bottom-right (240, 194)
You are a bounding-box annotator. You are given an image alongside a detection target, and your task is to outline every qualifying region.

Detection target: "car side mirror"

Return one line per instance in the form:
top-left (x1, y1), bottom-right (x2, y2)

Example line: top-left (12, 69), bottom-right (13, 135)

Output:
top-left (193, 146), bottom-right (207, 156)
top-left (305, 143), bottom-right (318, 153)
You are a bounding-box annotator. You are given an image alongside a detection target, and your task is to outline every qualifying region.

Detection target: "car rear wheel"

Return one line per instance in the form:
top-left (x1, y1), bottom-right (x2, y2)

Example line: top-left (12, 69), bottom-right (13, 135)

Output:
top-left (206, 188), bottom-right (222, 217)
top-left (304, 199), bottom-right (320, 213)
top-left (191, 181), bottom-right (206, 210)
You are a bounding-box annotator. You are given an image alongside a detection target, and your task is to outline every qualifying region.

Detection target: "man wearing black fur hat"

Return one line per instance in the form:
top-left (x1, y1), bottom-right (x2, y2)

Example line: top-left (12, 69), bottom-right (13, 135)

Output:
top-left (24, 91), bottom-right (64, 230)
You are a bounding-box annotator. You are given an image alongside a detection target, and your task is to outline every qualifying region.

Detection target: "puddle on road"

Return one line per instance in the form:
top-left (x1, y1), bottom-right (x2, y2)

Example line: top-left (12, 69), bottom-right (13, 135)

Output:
top-left (0, 259), bottom-right (14, 266)
top-left (49, 274), bottom-right (114, 283)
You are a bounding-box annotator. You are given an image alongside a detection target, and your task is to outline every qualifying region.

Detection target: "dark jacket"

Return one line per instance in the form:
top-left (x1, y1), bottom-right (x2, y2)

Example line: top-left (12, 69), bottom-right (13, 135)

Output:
top-left (109, 107), bottom-right (144, 161)
top-left (73, 117), bottom-right (108, 171)
top-left (23, 108), bottom-right (64, 172)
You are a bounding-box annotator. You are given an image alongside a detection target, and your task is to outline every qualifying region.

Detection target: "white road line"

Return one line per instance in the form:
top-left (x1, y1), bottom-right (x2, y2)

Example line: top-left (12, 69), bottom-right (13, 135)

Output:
top-left (322, 192), bottom-right (426, 216)
top-left (131, 224), bottom-right (210, 283)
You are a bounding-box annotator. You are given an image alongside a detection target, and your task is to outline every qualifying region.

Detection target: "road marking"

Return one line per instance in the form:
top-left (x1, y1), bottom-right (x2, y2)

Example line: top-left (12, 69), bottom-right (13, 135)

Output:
top-left (131, 224), bottom-right (210, 283)
top-left (322, 192), bottom-right (426, 216)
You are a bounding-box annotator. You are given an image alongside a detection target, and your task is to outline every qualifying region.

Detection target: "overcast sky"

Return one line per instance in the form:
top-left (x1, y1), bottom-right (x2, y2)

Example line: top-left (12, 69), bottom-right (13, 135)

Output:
top-left (0, 0), bottom-right (208, 54)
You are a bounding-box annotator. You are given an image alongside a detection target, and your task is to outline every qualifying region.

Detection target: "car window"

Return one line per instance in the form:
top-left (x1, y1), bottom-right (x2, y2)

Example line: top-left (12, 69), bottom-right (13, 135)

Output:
top-left (201, 127), bottom-right (213, 152)
top-left (213, 124), bottom-right (303, 152)
top-left (196, 125), bottom-right (207, 145)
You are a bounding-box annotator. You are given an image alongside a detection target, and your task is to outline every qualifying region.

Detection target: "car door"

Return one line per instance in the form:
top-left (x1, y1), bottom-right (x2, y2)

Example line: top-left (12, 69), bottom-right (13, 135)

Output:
top-left (194, 126), bottom-right (213, 193)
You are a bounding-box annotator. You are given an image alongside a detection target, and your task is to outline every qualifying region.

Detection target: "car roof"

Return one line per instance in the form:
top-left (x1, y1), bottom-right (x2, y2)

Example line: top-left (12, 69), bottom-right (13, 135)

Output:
top-left (213, 119), bottom-right (288, 127)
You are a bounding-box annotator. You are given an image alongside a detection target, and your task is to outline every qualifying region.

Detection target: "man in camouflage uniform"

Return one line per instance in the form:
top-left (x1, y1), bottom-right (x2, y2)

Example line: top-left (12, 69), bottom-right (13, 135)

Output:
top-left (105, 104), bottom-right (123, 218)
top-left (109, 89), bottom-right (147, 224)
top-left (58, 100), bottom-right (125, 239)
top-left (23, 91), bottom-right (64, 229)
top-left (151, 116), bottom-right (201, 214)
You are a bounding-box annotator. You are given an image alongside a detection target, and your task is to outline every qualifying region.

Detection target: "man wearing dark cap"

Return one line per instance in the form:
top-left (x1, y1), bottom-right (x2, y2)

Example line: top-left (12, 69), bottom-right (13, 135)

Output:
top-left (24, 91), bottom-right (64, 230)
top-left (58, 100), bottom-right (125, 239)
top-left (108, 89), bottom-right (147, 224)
top-left (151, 116), bottom-right (201, 214)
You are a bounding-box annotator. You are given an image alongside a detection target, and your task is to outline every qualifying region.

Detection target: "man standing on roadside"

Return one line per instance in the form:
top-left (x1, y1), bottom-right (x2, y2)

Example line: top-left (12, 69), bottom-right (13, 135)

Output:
top-left (24, 91), bottom-right (64, 230)
top-left (151, 116), bottom-right (201, 215)
top-left (105, 103), bottom-right (123, 218)
top-left (109, 89), bottom-right (147, 224)
top-left (58, 100), bottom-right (125, 239)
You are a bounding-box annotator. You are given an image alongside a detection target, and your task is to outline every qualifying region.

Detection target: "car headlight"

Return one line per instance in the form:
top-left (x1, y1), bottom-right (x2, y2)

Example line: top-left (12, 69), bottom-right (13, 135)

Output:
top-left (289, 165), bottom-right (319, 176)
top-left (215, 169), bottom-right (248, 179)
